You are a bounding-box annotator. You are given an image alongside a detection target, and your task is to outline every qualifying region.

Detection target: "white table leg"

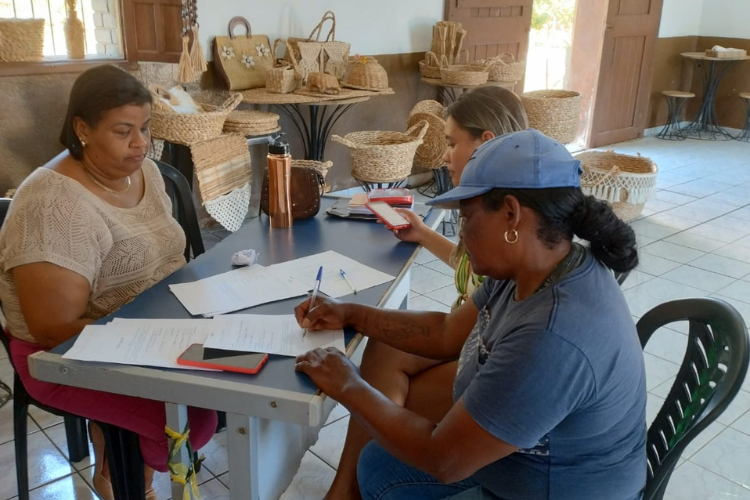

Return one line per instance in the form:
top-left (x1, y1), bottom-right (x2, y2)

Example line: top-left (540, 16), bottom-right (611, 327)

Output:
top-left (165, 403), bottom-right (189, 500)
top-left (227, 412), bottom-right (260, 500)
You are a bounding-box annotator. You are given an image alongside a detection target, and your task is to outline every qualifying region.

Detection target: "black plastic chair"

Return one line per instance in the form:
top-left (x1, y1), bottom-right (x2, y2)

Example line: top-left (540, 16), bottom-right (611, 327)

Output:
top-left (155, 160), bottom-right (205, 260)
top-left (614, 270), bottom-right (631, 286)
top-left (637, 297), bottom-right (749, 500)
top-left (0, 198), bottom-right (91, 500)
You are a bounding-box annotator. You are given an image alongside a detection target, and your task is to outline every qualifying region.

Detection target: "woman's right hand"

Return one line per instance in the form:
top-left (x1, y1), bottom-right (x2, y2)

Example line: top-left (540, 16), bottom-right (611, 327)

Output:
top-left (391, 208), bottom-right (429, 243)
top-left (294, 295), bottom-right (349, 331)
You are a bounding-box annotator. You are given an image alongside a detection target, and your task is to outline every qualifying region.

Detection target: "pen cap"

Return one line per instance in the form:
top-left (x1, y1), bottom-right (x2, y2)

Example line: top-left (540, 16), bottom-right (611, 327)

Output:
top-left (268, 133), bottom-right (290, 156)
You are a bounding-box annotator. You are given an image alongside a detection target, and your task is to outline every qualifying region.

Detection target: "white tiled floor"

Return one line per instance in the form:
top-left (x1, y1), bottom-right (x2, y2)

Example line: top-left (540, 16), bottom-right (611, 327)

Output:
top-left (2, 136), bottom-right (750, 499)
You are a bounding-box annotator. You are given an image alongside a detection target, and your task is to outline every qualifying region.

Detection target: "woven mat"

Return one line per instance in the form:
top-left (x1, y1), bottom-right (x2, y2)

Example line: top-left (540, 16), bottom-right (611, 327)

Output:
top-left (241, 87), bottom-right (385, 105)
top-left (342, 83), bottom-right (394, 94)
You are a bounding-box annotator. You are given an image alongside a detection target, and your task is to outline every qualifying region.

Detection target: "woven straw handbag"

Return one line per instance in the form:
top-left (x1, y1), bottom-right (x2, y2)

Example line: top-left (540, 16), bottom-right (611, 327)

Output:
top-left (522, 90), bottom-right (582, 144)
top-left (0, 18), bottom-right (45, 62)
top-left (266, 39), bottom-right (299, 94)
top-left (288, 11), bottom-right (349, 82)
top-left (576, 150), bottom-right (658, 222)
top-left (332, 121), bottom-right (429, 183)
top-left (212, 17), bottom-right (273, 90)
top-left (149, 85), bottom-right (242, 145)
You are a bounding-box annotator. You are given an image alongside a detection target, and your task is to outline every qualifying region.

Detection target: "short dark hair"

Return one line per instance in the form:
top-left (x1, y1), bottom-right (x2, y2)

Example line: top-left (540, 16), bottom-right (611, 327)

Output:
top-left (444, 86), bottom-right (529, 140)
top-left (480, 188), bottom-right (638, 273)
top-left (60, 64), bottom-right (152, 160)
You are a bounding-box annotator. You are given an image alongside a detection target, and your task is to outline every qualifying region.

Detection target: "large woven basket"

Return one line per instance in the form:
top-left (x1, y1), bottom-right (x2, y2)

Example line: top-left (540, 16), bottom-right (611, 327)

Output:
top-left (522, 89), bottom-right (582, 144)
top-left (0, 18), bottom-right (45, 62)
top-left (487, 53), bottom-right (526, 82)
top-left (407, 100), bottom-right (446, 169)
top-left (344, 56), bottom-right (390, 91)
top-left (332, 120), bottom-right (429, 183)
top-left (149, 85), bottom-right (242, 145)
top-left (575, 150), bottom-right (658, 222)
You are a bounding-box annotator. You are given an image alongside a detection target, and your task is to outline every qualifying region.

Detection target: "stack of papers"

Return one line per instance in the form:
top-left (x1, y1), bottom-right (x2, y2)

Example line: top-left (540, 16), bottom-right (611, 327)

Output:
top-left (63, 315), bottom-right (346, 370)
top-left (169, 251), bottom-right (395, 316)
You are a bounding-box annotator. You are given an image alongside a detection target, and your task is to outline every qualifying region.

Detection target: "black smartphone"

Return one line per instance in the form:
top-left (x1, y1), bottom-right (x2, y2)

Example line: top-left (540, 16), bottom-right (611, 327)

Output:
top-left (177, 344), bottom-right (269, 374)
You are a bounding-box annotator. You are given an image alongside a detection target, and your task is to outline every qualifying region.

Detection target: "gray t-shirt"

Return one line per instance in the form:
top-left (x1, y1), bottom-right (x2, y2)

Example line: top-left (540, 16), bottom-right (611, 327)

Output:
top-left (454, 249), bottom-right (646, 500)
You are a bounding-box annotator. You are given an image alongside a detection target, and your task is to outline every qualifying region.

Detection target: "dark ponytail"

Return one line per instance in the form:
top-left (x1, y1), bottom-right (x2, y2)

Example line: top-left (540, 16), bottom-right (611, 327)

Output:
top-left (572, 194), bottom-right (638, 273)
top-left (480, 188), bottom-right (638, 273)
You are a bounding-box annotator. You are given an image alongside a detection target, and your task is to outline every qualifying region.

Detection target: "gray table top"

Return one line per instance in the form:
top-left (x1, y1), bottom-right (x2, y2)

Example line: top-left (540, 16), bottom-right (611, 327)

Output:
top-left (30, 197), bottom-right (441, 423)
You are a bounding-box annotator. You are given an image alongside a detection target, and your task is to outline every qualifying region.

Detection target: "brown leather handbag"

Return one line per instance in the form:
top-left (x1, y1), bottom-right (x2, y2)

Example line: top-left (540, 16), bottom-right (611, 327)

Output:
top-left (260, 165), bottom-right (324, 220)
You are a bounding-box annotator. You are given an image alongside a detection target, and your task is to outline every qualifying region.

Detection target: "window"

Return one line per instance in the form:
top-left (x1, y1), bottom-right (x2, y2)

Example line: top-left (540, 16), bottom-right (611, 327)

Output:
top-left (0, 0), bottom-right (124, 59)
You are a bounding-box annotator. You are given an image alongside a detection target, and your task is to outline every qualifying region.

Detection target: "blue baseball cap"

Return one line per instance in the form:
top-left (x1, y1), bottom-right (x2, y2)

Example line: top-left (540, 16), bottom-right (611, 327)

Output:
top-left (427, 129), bottom-right (583, 209)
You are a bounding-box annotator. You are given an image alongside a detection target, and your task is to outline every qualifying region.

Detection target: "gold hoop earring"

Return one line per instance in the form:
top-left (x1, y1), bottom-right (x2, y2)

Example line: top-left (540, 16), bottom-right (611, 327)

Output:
top-left (504, 230), bottom-right (519, 244)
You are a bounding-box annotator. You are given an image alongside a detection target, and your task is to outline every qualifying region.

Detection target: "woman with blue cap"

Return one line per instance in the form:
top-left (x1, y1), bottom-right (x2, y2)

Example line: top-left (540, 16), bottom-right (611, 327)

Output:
top-left (295, 129), bottom-right (646, 500)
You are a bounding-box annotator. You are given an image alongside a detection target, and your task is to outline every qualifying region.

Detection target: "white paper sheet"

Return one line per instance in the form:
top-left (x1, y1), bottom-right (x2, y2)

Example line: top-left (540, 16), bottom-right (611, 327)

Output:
top-left (269, 251), bottom-right (395, 299)
top-left (63, 319), bottom-right (215, 370)
top-left (168, 264), bottom-right (310, 317)
top-left (168, 252), bottom-right (395, 317)
top-left (206, 314), bottom-right (345, 357)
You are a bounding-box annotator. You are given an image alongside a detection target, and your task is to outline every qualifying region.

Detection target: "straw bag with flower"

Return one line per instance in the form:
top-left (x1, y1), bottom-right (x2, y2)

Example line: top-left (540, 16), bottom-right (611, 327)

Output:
top-left (212, 17), bottom-right (273, 90)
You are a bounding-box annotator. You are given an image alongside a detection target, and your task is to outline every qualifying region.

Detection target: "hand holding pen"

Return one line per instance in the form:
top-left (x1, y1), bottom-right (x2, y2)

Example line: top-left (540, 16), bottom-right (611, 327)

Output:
top-left (304, 266), bottom-right (323, 338)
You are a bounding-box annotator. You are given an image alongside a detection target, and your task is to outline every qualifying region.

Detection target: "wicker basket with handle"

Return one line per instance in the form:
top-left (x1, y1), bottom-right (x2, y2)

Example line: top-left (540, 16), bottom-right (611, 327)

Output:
top-left (331, 121), bottom-right (429, 183)
top-left (266, 39), bottom-right (299, 94)
top-left (575, 150), bottom-right (658, 222)
top-left (522, 89), bottom-right (582, 144)
top-left (0, 18), bottom-right (45, 62)
top-left (149, 85), bottom-right (242, 145)
top-left (486, 53), bottom-right (526, 82)
top-left (440, 55), bottom-right (490, 86)
top-left (419, 51), bottom-right (442, 79)
top-left (407, 100), bottom-right (446, 169)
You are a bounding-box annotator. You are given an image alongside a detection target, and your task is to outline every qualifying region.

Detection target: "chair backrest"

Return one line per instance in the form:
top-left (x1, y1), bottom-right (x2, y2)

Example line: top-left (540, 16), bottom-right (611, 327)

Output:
top-left (614, 270), bottom-right (630, 286)
top-left (154, 160), bottom-right (205, 261)
top-left (637, 297), bottom-right (749, 500)
top-left (0, 197), bottom-right (10, 228)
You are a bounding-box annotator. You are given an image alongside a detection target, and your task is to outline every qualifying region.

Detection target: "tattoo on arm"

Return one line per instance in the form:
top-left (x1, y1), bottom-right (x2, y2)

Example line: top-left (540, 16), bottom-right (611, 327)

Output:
top-left (365, 309), bottom-right (432, 341)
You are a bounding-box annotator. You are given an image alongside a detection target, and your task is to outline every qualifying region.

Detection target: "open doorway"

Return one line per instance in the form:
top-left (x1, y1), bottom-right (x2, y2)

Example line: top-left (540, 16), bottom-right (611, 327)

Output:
top-left (524, 0), bottom-right (577, 93)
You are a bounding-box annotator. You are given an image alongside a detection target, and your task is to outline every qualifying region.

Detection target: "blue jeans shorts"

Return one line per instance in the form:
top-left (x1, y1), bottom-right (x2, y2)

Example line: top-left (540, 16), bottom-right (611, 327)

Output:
top-left (357, 441), bottom-right (498, 500)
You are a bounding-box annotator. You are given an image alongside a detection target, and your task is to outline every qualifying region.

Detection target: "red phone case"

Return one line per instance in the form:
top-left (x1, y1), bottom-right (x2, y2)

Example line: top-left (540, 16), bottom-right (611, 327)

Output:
top-left (177, 344), bottom-right (269, 375)
top-left (365, 202), bottom-right (412, 230)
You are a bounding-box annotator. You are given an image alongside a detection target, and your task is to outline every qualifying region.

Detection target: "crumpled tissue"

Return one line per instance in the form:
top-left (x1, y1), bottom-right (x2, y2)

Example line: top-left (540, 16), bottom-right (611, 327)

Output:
top-left (231, 249), bottom-right (259, 267)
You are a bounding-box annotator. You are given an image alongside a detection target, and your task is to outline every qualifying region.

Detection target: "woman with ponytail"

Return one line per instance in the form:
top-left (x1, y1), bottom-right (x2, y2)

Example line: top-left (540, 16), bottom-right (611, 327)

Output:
top-left (295, 130), bottom-right (645, 500)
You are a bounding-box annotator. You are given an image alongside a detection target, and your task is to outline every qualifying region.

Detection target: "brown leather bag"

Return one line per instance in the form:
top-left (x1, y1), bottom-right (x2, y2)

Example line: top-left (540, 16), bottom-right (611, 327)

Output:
top-left (261, 165), bottom-right (324, 220)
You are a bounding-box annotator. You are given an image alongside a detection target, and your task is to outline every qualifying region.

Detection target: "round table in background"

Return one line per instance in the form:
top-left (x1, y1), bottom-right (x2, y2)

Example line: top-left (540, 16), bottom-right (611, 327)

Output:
top-left (420, 77), bottom-right (516, 105)
top-left (680, 52), bottom-right (750, 140)
top-left (242, 88), bottom-right (392, 161)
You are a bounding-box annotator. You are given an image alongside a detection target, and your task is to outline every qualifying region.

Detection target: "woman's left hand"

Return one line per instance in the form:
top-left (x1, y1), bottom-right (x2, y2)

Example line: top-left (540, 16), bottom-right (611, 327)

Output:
top-left (295, 347), bottom-right (362, 401)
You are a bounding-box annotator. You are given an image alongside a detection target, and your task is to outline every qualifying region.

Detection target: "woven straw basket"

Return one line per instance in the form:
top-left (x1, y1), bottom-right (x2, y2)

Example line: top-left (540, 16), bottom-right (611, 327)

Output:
top-left (487, 53), bottom-right (526, 82)
top-left (332, 121), bottom-right (429, 183)
top-left (440, 56), bottom-right (489, 86)
top-left (522, 90), bottom-right (582, 144)
top-left (575, 150), bottom-right (658, 222)
top-left (408, 100), bottom-right (446, 169)
top-left (419, 51), bottom-right (442, 79)
top-left (293, 159), bottom-right (334, 192)
top-left (0, 18), bottom-right (45, 62)
top-left (344, 56), bottom-right (390, 91)
top-left (149, 85), bottom-right (242, 145)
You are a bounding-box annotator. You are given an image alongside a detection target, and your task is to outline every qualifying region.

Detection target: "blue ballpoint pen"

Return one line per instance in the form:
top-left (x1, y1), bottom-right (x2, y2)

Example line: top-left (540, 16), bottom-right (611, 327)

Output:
top-left (304, 266), bottom-right (323, 338)
top-left (340, 268), bottom-right (357, 295)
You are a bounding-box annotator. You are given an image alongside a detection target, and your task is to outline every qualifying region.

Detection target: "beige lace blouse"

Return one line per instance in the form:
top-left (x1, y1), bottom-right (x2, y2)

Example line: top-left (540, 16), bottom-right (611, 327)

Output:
top-left (0, 159), bottom-right (186, 343)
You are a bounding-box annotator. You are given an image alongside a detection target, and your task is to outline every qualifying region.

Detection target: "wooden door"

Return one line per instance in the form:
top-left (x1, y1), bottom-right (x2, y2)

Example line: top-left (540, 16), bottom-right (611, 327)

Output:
top-left (589, 0), bottom-right (664, 146)
top-left (122, 0), bottom-right (183, 63)
top-left (445, 0), bottom-right (533, 91)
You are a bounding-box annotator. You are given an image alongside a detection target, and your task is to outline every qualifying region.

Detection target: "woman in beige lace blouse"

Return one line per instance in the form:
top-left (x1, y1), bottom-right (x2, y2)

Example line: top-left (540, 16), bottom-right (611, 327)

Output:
top-left (0, 65), bottom-right (216, 500)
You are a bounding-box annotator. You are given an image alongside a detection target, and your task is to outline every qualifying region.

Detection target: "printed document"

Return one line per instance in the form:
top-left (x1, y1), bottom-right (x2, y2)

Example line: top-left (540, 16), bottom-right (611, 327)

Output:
top-left (206, 314), bottom-right (345, 356)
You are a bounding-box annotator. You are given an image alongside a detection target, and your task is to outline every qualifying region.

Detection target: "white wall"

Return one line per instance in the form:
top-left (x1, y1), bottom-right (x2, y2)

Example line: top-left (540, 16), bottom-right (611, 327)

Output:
top-left (658, 0), bottom-right (704, 37)
top-left (197, 0), bottom-right (444, 60)
top-left (699, 0), bottom-right (750, 38)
